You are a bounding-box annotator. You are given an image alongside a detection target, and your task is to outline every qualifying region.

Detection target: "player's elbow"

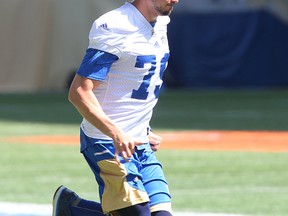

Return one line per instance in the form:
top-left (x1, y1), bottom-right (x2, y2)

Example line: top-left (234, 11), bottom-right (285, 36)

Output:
top-left (68, 86), bottom-right (79, 106)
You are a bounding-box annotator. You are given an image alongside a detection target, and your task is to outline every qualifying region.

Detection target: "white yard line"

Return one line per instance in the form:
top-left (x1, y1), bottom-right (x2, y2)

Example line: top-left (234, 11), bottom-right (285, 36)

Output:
top-left (0, 202), bottom-right (247, 216)
top-left (0, 202), bottom-right (51, 216)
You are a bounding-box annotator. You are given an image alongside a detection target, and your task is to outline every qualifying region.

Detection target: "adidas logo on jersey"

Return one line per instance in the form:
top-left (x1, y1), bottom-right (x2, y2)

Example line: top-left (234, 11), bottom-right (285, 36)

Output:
top-left (154, 41), bottom-right (161, 48)
top-left (99, 23), bottom-right (109, 31)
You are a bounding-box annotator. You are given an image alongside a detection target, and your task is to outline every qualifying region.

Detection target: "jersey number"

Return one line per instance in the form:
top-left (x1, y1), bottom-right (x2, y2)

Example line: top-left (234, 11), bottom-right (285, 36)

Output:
top-left (131, 54), bottom-right (169, 100)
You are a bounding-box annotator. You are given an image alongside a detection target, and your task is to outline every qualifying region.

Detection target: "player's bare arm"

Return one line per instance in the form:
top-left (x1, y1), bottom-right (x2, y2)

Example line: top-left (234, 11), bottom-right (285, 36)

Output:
top-left (68, 74), bottom-right (142, 163)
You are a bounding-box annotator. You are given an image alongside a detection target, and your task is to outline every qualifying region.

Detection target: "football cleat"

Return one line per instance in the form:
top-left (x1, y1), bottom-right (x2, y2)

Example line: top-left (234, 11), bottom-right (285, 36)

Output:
top-left (52, 185), bottom-right (79, 216)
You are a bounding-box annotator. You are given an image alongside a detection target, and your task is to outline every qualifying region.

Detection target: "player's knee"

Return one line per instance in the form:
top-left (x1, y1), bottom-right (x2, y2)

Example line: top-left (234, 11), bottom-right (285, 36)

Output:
top-left (116, 202), bottom-right (150, 216)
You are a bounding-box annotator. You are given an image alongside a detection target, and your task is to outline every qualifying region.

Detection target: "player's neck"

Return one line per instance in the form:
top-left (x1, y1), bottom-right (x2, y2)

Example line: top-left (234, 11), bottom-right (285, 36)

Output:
top-left (132, 0), bottom-right (158, 23)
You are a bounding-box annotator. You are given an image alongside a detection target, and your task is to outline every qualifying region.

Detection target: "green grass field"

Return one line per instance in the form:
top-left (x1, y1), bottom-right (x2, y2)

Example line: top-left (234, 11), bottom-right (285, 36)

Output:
top-left (1, 89), bottom-right (288, 215)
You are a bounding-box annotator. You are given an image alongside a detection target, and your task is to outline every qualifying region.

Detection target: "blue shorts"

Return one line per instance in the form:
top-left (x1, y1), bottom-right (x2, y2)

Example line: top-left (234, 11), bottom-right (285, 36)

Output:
top-left (80, 130), bottom-right (172, 214)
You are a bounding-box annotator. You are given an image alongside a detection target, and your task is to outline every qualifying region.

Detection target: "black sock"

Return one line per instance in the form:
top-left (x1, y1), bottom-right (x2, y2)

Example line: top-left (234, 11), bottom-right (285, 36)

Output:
top-left (152, 211), bottom-right (173, 216)
top-left (117, 202), bottom-right (150, 216)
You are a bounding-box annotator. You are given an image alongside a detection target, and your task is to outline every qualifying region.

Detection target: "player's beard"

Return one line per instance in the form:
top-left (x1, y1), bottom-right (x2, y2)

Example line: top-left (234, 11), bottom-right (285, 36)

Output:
top-left (154, 2), bottom-right (174, 16)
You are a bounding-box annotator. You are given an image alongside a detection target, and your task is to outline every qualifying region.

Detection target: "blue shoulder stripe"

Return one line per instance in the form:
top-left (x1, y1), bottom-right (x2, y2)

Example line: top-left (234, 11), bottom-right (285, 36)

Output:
top-left (77, 48), bottom-right (119, 81)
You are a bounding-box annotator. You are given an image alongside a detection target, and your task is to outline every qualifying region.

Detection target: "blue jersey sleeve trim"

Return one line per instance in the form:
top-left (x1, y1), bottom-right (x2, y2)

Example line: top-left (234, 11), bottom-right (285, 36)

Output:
top-left (77, 48), bottom-right (119, 81)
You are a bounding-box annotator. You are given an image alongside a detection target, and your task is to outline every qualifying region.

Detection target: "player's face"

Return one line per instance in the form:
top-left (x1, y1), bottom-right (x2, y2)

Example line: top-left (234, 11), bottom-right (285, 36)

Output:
top-left (152, 0), bottom-right (179, 16)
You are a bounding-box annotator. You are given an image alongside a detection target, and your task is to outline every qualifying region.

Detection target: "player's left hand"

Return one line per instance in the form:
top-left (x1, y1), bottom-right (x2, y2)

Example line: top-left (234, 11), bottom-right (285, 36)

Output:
top-left (149, 131), bottom-right (163, 152)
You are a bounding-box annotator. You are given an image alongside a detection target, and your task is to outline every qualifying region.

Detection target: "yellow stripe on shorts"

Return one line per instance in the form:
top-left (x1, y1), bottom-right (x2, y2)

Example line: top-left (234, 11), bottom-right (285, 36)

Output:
top-left (98, 159), bottom-right (150, 213)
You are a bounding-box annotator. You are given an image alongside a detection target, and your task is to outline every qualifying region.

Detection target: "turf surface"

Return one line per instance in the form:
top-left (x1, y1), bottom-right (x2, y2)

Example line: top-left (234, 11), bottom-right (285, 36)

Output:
top-left (1, 89), bottom-right (288, 215)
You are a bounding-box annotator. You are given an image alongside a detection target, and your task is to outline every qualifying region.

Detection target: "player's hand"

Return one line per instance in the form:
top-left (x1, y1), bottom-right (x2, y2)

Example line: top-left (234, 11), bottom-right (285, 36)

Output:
top-left (113, 134), bottom-right (143, 164)
top-left (149, 131), bottom-right (163, 152)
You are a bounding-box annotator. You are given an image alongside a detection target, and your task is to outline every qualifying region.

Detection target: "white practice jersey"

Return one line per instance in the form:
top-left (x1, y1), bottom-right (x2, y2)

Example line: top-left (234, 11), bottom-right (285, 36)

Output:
top-left (78, 2), bottom-right (170, 142)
